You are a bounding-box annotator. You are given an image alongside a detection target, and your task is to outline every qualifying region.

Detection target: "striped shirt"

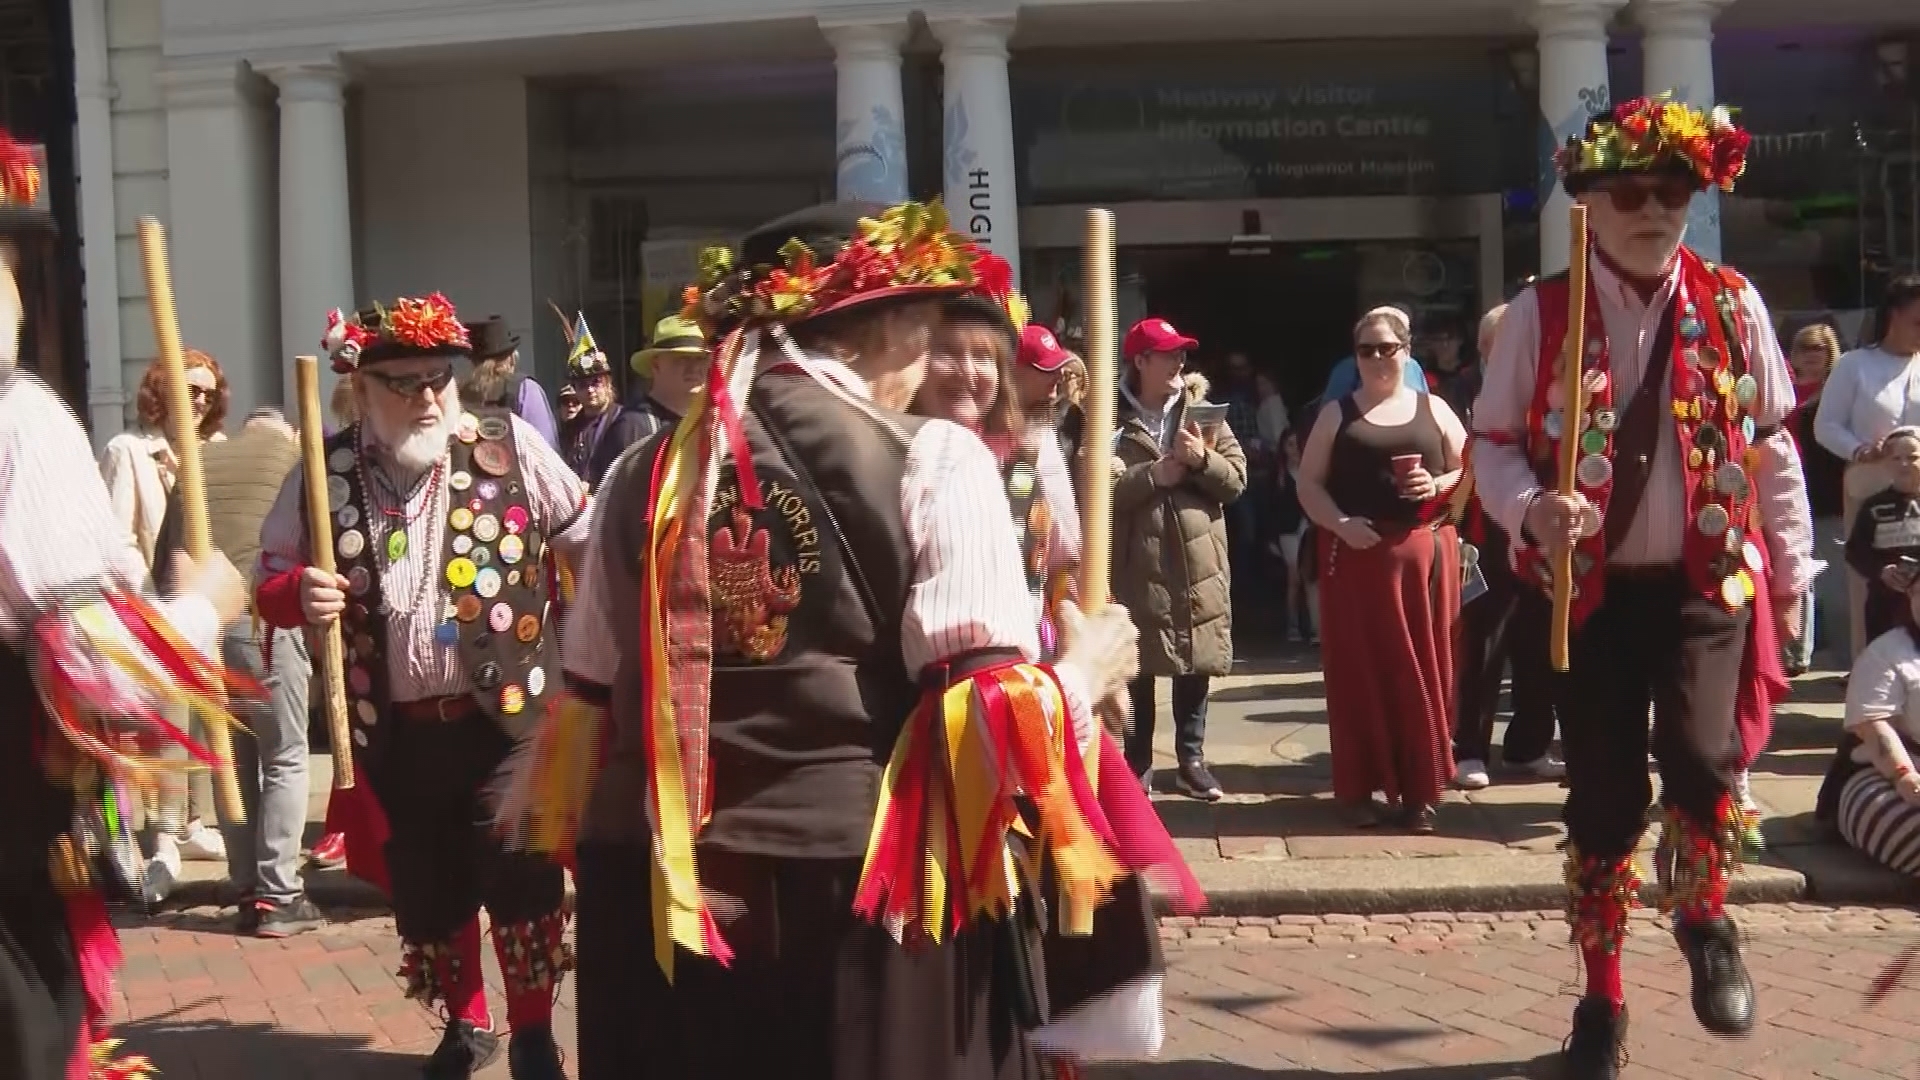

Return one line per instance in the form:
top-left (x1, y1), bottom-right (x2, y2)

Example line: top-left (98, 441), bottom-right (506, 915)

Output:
top-left (1473, 254), bottom-right (1817, 595)
top-left (257, 412), bottom-right (591, 702)
top-left (0, 372), bottom-right (217, 657)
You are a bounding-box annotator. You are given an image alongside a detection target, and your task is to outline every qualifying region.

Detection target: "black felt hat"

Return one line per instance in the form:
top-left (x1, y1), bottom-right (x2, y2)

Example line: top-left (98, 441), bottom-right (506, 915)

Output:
top-left (739, 201), bottom-right (886, 270)
top-left (465, 315), bottom-right (520, 361)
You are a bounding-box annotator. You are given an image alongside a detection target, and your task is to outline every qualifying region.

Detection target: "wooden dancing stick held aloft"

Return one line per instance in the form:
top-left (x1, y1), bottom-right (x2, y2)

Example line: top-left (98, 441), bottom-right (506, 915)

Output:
top-left (137, 214), bottom-right (246, 824)
top-left (1549, 204), bottom-right (1591, 674)
top-left (295, 355), bottom-right (356, 790)
top-left (1078, 208), bottom-right (1118, 610)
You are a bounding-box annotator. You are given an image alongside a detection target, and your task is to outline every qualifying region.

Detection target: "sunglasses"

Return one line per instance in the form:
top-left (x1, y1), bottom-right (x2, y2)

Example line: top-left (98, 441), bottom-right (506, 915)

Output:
top-left (363, 366), bottom-right (455, 398)
top-left (186, 384), bottom-right (215, 403)
top-left (1356, 341), bottom-right (1405, 360)
top-left (1594, 178), bottom-right (1697, 214)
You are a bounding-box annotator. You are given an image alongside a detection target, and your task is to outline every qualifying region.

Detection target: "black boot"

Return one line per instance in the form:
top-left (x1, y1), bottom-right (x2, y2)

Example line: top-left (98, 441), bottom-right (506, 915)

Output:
top-left (508, 1024), bottom-right (566, 1080)
top-left (423, 1020), bottom-right (502, 1079)
top-left (1675, 915), bottom-right (1755, 1035)
top-left (1561, 996), bottom-right (1628, 1080)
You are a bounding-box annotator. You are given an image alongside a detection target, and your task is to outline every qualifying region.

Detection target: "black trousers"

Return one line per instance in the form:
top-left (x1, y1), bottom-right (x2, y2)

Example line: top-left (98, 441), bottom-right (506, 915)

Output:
top-left (1453, 532), bottom-right (1558, 766)
top-left (363, 712), bottom-right (565, 945)
top-left (574, 840), bottom-right (1039, 1080)
top-left (1124, 674), bottom-right (1209, 774)
top-left (1523, 570), bottom-right (1747, 860)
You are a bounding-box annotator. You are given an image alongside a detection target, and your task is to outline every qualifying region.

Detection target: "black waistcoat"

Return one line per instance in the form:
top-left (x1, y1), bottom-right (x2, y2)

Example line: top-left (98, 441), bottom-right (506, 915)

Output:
top-left (590, 364), bottom-right (926, 859)
top-left (324, 409), bottom-right (558, 761)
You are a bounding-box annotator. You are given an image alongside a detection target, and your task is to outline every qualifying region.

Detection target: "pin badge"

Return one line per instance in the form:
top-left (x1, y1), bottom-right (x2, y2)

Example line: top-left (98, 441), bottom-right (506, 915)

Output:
top-left (452, 534), bottom-right (474, 556)
top-left (475, 567), bottom-right (503, 598)
top-left (1733, 373), bottom-right (1757, 406)
top-left (355, 700), bottom-right (378, 727)
top-left (1580, 428), bottom-right (1607, 454)
top-left (503, 506), bottom-right (530, 535)
top-left (457, 413), bottom-right (480, 443)
top-left (1576, 454), bottom-right (1612, 488)
top-left (470, 545), bottom-right (492, 568)
top-left (1593, 409), bottom-right (1618, 433)
top-left (1578, 504), bottom-right (1601, 538)
top-left (348, 566), bottom-right (371, 595)
top-left (478, 481), bottom-right (501, 502)
top-left (434, 622), bottom-right (460, 647)
top-left (473, 441), bottom-right (512, 477)
top-left (489, 602), bottom-right (514, 633)
top-left (1696, 503), bottom-right (1730, 537)
top-left (501, 684), bottom-right (526, 716)
top-left (477, 416), bottom-right (511, 442)
top-left (446, 558), bottom-right (477, 589)
top-left (387, 529), bottom-right (409, 562)
top-left (473, 514), bottom-right (501, 543)
top-left (499, 534), bottom-right (525, 565)
top-left (348, 666), bottom-right (371, 696)
top-left (449, 470), bottom-right (473, 492)
top-left (1543, 410), bottom-right (1564, 440)
top-left (336, 504), bottom-right (360, 530)
top-left (527, 666), bottom-right (547, 698)
top-left (338, 529), bottom-right (366, 559)
top-left (328, 447), bottom-right (356, 473)
top-left (455, 595), bottom-right (482, 622)
top-left (450, 507), bottom-right (474, 532)
top-left (353, 728), bottom-right (368, 747)
top-left (326, 475), bottom-right (351, 507)
top-left (1715, 462), bottom-right (1748, 497)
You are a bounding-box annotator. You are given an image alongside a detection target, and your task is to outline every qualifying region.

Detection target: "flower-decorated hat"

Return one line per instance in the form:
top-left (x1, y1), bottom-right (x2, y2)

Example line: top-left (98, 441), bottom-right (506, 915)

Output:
top-left (323, 293), bottom-right (473, 374)
top-left (564, 312), bottom-right (611, 381)
top-left (0, 127), bottom-right (51, 237)
top-left (1555, 93), bottom-right (1751, 196)
top-left (683, 200), bottom-right (1007, 334)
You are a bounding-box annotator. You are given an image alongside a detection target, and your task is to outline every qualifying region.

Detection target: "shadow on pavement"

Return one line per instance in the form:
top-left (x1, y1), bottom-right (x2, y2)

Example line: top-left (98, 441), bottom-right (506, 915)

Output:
top-left (1089, 1056), bottom-right (1558, 1078)
top-left (119, 1013), bottom-right (428, 1079)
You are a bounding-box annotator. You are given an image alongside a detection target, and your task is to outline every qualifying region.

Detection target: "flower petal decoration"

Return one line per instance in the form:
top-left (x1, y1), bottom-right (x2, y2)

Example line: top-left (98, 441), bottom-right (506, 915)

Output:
top-left (384, 292), bottom-right (472, 350)
top-left (0, 128), bottom-right (41, 208)
top-left (323, 293), bottom-right (471, 373)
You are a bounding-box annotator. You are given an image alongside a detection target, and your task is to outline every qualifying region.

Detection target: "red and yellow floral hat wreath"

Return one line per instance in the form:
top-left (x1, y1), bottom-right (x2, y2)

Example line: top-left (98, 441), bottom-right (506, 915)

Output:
top-left (0, 128), bottom-right (43, 209)
top-left (323, 293), bottom-right (473, 374)
top-left (1555, 93), bottom-right (1751, 194)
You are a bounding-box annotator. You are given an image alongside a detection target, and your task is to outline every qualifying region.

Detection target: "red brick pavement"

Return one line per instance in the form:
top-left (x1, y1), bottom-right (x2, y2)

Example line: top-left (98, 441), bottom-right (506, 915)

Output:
top-left (109, 904), bottom-right (1920, 1078)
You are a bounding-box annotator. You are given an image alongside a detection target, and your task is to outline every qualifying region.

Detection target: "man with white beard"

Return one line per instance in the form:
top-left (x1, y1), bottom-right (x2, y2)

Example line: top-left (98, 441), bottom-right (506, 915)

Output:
top-left (0, 126), bottom-right (250, 1080)
top-left (254, 295), bottom-right (590, 1080)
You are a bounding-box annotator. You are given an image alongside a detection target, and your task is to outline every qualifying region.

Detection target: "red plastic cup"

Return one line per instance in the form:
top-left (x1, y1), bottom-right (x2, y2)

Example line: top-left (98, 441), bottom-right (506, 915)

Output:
top-left (1390, 453), bottom-right (1423, 479)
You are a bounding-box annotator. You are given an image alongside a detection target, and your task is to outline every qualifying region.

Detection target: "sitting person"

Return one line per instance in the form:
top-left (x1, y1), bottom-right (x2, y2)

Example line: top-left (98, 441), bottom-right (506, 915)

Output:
top-left (1845, 426), bottom-right (1920, 644)
top-left (1819, 582), bottom-right (1920, 877)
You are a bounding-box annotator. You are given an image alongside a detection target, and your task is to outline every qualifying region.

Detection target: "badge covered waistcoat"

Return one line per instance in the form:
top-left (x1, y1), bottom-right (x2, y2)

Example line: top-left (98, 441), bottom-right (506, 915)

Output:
top-left (323, 408), bottom-right (558, 753)
top-left (1516, 247), bottom-right (1764, 626)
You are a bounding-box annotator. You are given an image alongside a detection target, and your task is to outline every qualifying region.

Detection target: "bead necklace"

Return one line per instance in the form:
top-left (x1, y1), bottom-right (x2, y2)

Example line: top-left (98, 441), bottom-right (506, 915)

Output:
top-left (358, 438), bottom-right (447, 615)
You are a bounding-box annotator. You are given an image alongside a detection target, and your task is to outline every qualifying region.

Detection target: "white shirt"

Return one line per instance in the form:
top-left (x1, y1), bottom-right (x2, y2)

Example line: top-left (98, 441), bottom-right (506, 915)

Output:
top-left (0, 373), bottom-right (217, 663)
top-left (99, 427), bottom-right (173, 568)
top-left (1813, 346), bottom-right (1920, 462)
top-left (1845, 627), bottom-right (1920, 745)
top-left (258, 412), bottom-right (591, 702)
top-left (1473, 253), bottom-right (1817, 596)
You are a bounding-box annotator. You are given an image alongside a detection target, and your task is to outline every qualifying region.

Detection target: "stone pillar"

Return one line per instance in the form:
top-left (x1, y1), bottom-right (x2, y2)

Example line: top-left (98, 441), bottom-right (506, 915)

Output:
top-left (1531, 0), bottom-right (1628, 275)
top-left (820, 16), bottom-right (911, 205)
top-left (265, 58), bottom-right (356, 404)
top-left (159, 60), bottom-right (280, 417)
top-left (72, 0), bottom-right (124, 442)
top-left (930, 15), bottom-right (1022, 286)
top-left (1638, 0), bottom-right (1731, 260)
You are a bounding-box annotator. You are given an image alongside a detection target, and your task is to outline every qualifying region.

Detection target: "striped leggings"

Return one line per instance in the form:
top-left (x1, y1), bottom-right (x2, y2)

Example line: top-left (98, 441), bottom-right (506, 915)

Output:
top-left (1837, 768), bottom-right (1920, 877)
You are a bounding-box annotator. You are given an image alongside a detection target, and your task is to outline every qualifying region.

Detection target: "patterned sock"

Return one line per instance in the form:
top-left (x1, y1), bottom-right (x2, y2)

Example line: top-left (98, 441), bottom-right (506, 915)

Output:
top-left (1566, 847), bottom-right (1640, 1008)
top-left (447, 917), bottom-right (493, 1030)
top-left (492, 910), bottom-right (572, 1031)
top-left (1662, 797), bottom-right (1736, 926)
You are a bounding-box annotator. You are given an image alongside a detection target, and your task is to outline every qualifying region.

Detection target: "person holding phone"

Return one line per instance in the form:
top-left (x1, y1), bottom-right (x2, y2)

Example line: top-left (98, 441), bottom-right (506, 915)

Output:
top-left (1297, 307), bottom-right (1468, 835)
top-left (1845, 426), bottom-right (1920, 644)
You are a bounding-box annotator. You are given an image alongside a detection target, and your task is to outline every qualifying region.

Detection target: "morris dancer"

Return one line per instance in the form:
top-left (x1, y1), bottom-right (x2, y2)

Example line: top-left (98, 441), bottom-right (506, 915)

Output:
top-left (1473, 97), bottom-right (1814, 1079)
top-left (499, 200), bottom-right (1199, 1080)
top-left (0, 126), bottom-right (254, 1080)
top-left (254, 296), bottom-right (589, 1080)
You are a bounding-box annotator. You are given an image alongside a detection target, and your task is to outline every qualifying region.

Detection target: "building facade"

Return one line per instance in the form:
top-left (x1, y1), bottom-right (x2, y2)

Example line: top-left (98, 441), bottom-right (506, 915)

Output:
top-left (74, 0), bottom-right (1920, 432)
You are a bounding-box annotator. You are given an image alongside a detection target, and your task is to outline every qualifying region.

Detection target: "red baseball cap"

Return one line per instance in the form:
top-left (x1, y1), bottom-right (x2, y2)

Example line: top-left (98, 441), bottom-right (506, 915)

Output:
top-left (1123, 317), bottom-right (1198, 359)
top-left (1018, 324), bottom-right (1075, 373)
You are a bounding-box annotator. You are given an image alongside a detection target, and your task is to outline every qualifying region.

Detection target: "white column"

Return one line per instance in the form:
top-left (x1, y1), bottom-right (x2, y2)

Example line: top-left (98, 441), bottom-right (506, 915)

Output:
top-left (265, 58), bottom-right (356, 405)
top-left (1531, 0), bottom-right (1628, 275)
top-left (1638, 0), bottom-right (1731, 261)
top-left (71, 0), bottom-right (123, 444)
top-left (820, 16), bottom-right (911, 205)
top-left (930, 15), bottom-right (1022, 286)
top-left (159, 61), bottom-right (280, 418)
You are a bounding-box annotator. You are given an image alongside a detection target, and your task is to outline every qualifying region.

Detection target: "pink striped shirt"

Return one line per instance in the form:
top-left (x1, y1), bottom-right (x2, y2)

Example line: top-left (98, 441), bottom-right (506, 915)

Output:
top-left (258, 413), bottom-right (591, 702)
top-left (1473, 254), bottom-right (1816, 595)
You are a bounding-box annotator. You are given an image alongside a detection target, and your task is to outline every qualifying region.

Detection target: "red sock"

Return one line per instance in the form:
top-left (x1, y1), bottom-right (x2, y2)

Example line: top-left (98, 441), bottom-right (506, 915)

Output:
top-left (1582, 941), bottom-right (1624, 1006)
top-left (492, 913), bottom-right (565, 1031)
top-left (447, 917), bottom-right (493, 1030)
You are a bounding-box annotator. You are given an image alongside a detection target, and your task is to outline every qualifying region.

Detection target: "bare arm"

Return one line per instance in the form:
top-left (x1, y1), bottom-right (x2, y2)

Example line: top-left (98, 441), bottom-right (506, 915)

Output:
top-left (1426, 394), bottom-right (1468, 496)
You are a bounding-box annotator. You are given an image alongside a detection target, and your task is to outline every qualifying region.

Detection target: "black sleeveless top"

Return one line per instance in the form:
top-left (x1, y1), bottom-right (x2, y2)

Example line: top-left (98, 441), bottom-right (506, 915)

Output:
top-left (1326, 392), bottom-right (1447, 528)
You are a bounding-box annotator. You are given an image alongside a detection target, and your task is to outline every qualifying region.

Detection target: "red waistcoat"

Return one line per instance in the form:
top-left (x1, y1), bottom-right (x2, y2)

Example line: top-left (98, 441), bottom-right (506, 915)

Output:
top-left (1514, 246), bottom-right (1765, 627)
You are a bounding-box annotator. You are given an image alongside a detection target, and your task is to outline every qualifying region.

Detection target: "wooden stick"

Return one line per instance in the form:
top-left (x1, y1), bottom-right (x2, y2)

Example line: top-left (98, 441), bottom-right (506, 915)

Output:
top-left (1549, 205), bottom-right (1591, 673)
top-left (294, 356), bottom-right (356, 790)
top-left (1078, 208), bottom-right (1118, 610)
top-left (137, 215), bottom-right (245, 825)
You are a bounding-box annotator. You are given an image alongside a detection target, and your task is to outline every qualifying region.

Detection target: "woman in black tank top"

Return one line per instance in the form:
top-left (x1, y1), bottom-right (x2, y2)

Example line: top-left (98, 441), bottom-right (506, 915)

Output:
top-left (1297, 308), bottom-right (1470, 834)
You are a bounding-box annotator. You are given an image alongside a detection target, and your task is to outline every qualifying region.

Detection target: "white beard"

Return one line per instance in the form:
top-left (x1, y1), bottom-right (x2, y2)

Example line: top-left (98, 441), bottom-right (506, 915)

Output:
top-left (367, 383), bottom-right (461, 478)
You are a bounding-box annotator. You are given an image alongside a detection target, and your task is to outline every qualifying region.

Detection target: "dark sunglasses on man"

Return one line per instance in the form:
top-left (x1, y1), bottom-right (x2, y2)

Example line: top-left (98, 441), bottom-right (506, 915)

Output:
top-left (1593, 175), bottom-right (1698, 214)
top-left (363, 365), bottom-right (456, 398)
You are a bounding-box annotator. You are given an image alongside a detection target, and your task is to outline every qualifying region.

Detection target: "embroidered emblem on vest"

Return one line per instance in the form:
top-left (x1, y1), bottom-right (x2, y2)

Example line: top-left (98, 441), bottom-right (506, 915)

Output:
top-left (711, 504), bottom-right (802, 661)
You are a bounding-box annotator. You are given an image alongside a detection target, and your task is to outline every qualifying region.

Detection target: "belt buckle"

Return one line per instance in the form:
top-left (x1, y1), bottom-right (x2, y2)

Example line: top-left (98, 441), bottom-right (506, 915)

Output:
top-left (434, 696), bottom-right (462, 722)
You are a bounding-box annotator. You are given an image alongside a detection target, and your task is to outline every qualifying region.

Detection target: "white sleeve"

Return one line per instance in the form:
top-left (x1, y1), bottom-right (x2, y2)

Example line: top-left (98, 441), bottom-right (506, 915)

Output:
top-left (1469, 287), bottom-right (1546, 541)
top-left (1846, 633), bottom-right (1910, 728)
top-left (1035, 430), bottom-right (1082, 577)
top-left (561, 502), bottom-right (621, 687)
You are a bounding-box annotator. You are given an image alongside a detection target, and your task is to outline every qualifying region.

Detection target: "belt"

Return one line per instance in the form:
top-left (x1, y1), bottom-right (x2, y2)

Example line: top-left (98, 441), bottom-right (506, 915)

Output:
top-left (392, 694), bottom-right (481, 722)
top-left (1606, 562), bottom-right (1684, 583)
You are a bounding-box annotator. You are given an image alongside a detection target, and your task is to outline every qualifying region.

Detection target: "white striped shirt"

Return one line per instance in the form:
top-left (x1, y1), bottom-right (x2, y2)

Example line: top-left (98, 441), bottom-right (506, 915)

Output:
top-left (0, 373), bottom-right (217, 658)
top-left (1473, 254), bottom-right (1817, 594)
top-left (258, 412), bottom-right (591, 702)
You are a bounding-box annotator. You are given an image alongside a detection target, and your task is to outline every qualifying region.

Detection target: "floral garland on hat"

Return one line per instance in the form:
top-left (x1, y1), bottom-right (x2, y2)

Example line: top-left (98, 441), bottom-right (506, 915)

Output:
top-left (682, 200), bottom-right (1003, 331)
top-left (1555, 94), bottom-right (1751, 193)
top-left (323, 293), bottom-right (471, 373)
top-left (0, 128), bottom-right (41, 208)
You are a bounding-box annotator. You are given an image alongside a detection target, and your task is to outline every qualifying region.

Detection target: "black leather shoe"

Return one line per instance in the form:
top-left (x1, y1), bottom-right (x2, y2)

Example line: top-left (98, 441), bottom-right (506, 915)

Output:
top-left (1676, 915), bottom-right (1756, 1036)
top-left (1562, 995), bottom-right (1628, 1080)
top-left (508, 1025), bottom-right (566, 1080)
top-left (423, 1020), bottom-right (502, 1079)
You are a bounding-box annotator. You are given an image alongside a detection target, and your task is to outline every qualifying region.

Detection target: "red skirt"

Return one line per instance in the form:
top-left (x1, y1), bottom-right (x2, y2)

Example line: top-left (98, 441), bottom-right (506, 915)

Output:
top-left (1318, 522), bottom-right (1459, 809)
